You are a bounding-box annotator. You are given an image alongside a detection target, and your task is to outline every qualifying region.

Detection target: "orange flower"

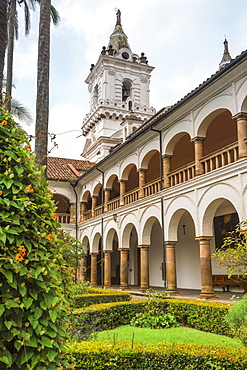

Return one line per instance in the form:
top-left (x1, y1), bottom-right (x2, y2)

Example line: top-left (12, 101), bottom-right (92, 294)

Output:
top-left (0, 191), bottom-right (2, 195)
top-left (65, 306), bottom-right (71, 311)
top-left (58, 366), bottom-right (64, 370)
top-left (52, 214), bottom-right (57, 220)
top-left (0, 120), bottom-right (8, 125)
top-left (26, 184), bottom-right (34, 193)
top-left (26, 144), bottom-right (32, 151)
top-left (18, 245), bottom-right (26, 256)
top-left (15, 253), bottom-right (24, 262)
top-left (46, 234), bottom-right (53, 242)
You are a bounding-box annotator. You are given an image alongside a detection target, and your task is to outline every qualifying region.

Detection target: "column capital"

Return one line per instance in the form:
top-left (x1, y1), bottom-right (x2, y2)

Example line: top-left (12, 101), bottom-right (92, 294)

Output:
top-left (90, 252), bottom-right (98, 256)
top-left (103, 249), bottom-right (113, 253)
top-left (137, 168), bottom-right (147, 173)
top-left (191, 136), bottom-right (206, 143)
top-left (232, 112), bottom-right (247, 120)
top-left (164, 241), bottom-right (177, 247)
top-left (138, 244), bottom-right (150, 249)
top-left (162, 154), bottom-right (172, 159)
top-left (195, 236), bottom-right (213, 242)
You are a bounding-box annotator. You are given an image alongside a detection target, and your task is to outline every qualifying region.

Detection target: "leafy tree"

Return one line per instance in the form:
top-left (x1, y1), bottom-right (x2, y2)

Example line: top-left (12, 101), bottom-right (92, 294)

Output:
top-left (0, 108), bottom-right (75, 369)
top-left (212, 221), bottom-right (247, 279)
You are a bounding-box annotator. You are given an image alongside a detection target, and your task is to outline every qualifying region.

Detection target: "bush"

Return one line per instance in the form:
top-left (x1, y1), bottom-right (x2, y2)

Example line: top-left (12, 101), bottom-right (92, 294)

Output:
top-left (72, 299), bottom-right (232, 336)
top-left (73, 290), bottom-right (131, 308)
top-left (227, 294), bottom-right (247, 345)
top-left (0, 110), bottom-right (74, 369)
top-left (130, 311), bottom-right (177, 329)
top-left (67, 340), bottom-right (247, 369)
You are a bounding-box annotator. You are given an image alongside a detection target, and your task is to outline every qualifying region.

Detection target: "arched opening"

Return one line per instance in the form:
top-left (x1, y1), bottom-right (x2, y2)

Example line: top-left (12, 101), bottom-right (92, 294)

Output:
top-left (53, 194), bottom-right (70, 224)
top-left (122, 80), bottom-right (131, 101)
top-left (142, 217), bottom-right (163, 287)
top-left (174, 210), bottom-right (200, 289)
top-left (124, 164), bottom-right (139, 192)
top-left (82, 236), bottom-right (90, 282)
top-left (122, 223), bottom-right (139, 286)
top-left (203, 110), bottom-right (237, 156)
top-left (105, 229), bottom-right (120, 285)
top-left (110, 176), bottom-right (120, 200)
top-left (170, 133), bottom-right (194, 172)
top-left (145, 150), bottom-right (160, 183)
top-left (93, 84), bottom-right (99, 107)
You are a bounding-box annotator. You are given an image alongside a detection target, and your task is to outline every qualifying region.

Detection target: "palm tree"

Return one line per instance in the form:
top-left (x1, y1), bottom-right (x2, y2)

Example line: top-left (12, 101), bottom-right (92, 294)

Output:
top-left (34, 0), bottom-right (51, 172)
top-left (5, 0), bottom-right (59, 114)
top-left (0, 0), bottom-right (8, 102)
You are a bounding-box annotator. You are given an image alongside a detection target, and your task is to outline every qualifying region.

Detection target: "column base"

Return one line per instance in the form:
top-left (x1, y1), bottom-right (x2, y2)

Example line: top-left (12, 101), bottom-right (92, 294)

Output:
top-left (119, 285), bottom-right (130, 291)
top-left (104, 285), bottom-right (112, 289)
top-left (199, 292), bottom-right (218, 299)
top-left (167, 289), bottom-right (180, 296)
top-left (90, 284), bottom-right (98, 288)
top-left (139, 286), bottom-right (149, 293)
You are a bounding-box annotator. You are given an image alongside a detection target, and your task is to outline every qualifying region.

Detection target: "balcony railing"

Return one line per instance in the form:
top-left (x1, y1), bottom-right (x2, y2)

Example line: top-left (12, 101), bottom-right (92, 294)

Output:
top-left (143, 178), bottom-right (160, 197)
top-left (81, 142), bottom-right (240, 221)
top-left (94, 205), bottom-right (103, 216)
top-left (168, 162), bottom-right (196, 186)
top-left (107, 197), bottom-right (120, 211)
top-left (123, 187), bottom-right (139, 205)
top-left (57, 213), bottom-right (70, 224)
top-left (200, 142), bottom-right (238, 173)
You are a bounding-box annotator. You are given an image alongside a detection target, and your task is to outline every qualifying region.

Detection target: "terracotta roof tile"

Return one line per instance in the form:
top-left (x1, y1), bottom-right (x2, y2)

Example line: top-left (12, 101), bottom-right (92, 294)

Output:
top-left (47, 156), bottom-right (95, 181)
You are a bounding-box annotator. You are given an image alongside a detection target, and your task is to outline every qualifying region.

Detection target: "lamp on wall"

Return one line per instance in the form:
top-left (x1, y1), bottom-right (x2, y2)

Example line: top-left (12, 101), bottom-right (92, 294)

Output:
top-left (182, 224), bottom-right (186, 235)
top-left (113, 214), bottom-right (118, 222)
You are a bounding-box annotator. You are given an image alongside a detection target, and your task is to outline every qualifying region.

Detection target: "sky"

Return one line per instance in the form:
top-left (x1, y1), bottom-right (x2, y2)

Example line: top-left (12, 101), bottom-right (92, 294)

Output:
top-left (10, 0), bottom-right (247, 160)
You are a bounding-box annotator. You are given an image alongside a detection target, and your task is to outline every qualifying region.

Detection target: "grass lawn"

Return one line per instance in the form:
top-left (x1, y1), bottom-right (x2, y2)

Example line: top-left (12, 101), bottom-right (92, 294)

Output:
top-left (95, 325), bottom-right (243, 349)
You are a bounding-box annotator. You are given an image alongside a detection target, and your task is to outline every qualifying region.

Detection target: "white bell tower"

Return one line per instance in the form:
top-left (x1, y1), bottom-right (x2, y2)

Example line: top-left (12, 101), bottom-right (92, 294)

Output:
top-left (81, 10), bottom-right (156, 162)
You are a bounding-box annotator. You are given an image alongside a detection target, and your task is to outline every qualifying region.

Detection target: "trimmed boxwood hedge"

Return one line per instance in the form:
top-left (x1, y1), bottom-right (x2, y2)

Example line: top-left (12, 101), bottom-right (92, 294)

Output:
top-left (68, 340), bottom-right (247, 369)
top-left (72, 299), bottom-right (232, 336)
top-left (73, 289), bottom-right (131, 308)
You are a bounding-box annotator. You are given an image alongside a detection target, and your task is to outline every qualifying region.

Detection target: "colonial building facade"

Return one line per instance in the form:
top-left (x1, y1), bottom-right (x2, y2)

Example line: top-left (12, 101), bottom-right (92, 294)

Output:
top-left (48, 11), bottom-right (247, 298)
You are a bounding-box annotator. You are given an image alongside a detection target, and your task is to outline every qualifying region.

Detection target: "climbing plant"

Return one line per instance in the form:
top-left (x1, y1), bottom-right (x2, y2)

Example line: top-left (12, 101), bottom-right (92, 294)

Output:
top-left (0, 108), bottom-right (74, 369)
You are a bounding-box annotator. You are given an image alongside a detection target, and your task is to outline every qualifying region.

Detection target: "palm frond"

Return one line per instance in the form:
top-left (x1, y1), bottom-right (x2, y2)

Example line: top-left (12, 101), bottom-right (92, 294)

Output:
top-left (10, 98), bottom-right (33, 124)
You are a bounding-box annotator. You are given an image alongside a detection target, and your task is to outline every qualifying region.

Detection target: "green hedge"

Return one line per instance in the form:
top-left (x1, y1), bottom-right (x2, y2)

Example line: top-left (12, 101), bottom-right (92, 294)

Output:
top-left (72, 299), bottom-right (232, 336)
top-left (68, 340), bottom-right (247, 369)
top-left (73, 289), bottom-right (131, 308)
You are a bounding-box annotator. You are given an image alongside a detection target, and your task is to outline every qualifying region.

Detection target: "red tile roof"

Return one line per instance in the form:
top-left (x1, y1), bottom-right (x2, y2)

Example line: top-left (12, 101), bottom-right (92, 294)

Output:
top-left (47, 156), bottom-right (95, 181)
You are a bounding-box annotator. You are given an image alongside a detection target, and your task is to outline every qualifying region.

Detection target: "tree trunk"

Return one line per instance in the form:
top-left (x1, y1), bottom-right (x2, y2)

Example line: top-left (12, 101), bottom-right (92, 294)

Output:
top-left (35, 0), bottom-right (51, 174)
top-left (0, 0), bottom-right (8, 103)
top-left (6, 0), bottom-right (16, 111)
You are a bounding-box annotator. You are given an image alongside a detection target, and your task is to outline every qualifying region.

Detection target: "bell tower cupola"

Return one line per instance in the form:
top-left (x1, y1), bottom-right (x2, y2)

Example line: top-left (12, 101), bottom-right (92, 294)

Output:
top-left (81, 9), bottom-right (156, 162)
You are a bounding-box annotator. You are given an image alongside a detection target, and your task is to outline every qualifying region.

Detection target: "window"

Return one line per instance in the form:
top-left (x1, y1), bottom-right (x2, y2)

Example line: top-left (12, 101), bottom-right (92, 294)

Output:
top-left (122, 80), bottom-right (131, 101)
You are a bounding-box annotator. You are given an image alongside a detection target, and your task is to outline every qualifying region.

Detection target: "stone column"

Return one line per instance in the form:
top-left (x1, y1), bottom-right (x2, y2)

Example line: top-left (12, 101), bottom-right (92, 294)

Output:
top-left (119, 180), bottom-right (126, 206)
top-left (104, 250), bottom-right (112, 288)
top-left (70, 202), bottom-right (76, 224)
top-left (80, 202), bottom-right (87, 222)
top-left (92, 195), bottom-right (98, 217)
top-left (77, 257), bottom-right (86, 282)
top-left (165, 242), bottom-right (179, 295)
top-left (119, 249), bottom-right (129, 290)
top-left (232, 112), bottom-right (247, 158)
top-left (104, 188), bottom-right (110, 212)
top-left (195, 237), bottom-right (216, 299)
top-left (138, 169), bottom-right (146, 198)
top-left (138, 245), bottom-right (150, 292)
top-left (192, 137), bottom-right (205, 175)
top-left (163, 155), bottom-right (172, 188)
top-left (90, 253), bottom-right (98, 287)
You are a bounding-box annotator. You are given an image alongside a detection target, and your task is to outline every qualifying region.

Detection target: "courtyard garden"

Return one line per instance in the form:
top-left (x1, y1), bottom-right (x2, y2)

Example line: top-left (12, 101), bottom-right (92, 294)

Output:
top-left (1, 110), bottom-right (247, 369)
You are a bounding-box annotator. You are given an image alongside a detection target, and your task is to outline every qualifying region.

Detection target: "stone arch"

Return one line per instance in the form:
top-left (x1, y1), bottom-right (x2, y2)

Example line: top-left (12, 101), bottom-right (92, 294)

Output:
top-left (165, 196), bottom-right (196, 240)
top-left (164, 120), bottom-right (193, 156)
top-left (91, 232), bottom-right (101, 253)
top-left (198, 183), bottom-right (242, 236)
